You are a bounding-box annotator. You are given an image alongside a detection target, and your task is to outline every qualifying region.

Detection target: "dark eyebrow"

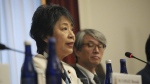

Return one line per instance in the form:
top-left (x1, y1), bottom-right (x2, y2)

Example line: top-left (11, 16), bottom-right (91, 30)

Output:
top-left (87, 41), bottom-right (95, 43)
top-left (61, 22), bottom-right (73, 26)
top-left (61, 23), bottom-right (68, 26)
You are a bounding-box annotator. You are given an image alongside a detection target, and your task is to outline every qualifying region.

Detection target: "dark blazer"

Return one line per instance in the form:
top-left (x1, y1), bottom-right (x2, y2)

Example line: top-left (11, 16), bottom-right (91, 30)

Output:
top-left (137, 64), bottom-right (150, 84)
top-left (73, 65), bottom-right (104, 84)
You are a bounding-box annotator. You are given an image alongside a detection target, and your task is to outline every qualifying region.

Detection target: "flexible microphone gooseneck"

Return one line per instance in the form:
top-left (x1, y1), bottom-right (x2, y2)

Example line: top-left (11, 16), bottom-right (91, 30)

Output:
top-left (125, 52), bottom-right (150, 65)
top-left (0, 43), bottom-right (24, 54)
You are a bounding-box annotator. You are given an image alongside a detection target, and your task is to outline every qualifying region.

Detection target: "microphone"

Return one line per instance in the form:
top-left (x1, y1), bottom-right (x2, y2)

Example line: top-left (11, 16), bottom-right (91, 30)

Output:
top-left (0, 43), bottom-right (24, 54)
top-left (125, 52), bottom-right (150, 65)
top-left (0, 43), bottom-right (9, 50)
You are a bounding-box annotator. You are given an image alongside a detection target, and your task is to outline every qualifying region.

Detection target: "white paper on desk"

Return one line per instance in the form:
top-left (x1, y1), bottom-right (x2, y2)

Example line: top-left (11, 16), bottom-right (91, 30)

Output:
top-left (0, 64), bottom-right (10, 84)
top-left (112, 73), bottom-right (141, 84)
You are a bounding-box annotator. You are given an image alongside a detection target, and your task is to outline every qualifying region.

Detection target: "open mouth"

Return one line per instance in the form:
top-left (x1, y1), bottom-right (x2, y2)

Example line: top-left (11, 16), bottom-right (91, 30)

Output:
top-left (66, 42), bottom-right (74, 48)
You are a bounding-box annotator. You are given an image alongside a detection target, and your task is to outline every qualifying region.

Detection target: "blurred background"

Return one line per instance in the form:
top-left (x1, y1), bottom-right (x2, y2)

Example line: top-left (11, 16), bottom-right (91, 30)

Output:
top-left (0, 0), bottom-right (150, 84)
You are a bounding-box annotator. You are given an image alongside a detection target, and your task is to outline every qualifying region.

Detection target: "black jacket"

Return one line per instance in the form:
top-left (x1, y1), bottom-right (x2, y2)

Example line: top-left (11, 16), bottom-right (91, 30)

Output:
top-left (137, 64), bottom-right (150, 84)
top-left (73, 65), bottom-right (104, 84)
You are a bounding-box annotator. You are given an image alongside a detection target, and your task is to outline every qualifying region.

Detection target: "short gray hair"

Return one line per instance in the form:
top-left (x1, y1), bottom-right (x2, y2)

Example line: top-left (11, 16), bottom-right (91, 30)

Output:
top-left (74, 29), bottom-right (107, 51)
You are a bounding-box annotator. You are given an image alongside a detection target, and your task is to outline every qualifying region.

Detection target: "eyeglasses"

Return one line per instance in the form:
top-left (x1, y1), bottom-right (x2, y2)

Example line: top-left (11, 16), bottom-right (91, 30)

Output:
top-left (82, 42), bottom-right (105, 51)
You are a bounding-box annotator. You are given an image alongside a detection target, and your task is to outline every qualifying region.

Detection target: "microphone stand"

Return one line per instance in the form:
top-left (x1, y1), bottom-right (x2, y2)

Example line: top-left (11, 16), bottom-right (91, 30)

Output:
top-left (7, 48), bottom-right (24, 54)
top-left (0, 43), bottom-right (35, 55)
top-left (0, 43), bottom-right (25, 54)
top-left (132, 56), bottom-right (150, 65)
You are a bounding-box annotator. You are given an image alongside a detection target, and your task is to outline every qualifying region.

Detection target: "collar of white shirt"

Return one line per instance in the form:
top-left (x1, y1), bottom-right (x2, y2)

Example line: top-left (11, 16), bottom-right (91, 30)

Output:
top-left (76, 63), bottom-right (97, 84)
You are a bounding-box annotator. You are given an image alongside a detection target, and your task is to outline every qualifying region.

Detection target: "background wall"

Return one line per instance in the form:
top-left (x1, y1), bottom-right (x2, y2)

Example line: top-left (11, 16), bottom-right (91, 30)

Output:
top-left (78, 0), bottom-right (150, 74)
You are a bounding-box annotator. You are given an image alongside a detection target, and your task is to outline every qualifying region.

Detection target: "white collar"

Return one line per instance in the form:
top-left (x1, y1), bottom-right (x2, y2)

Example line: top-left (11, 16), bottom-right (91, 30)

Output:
top-left (76, 63), bottom-right (96, 79)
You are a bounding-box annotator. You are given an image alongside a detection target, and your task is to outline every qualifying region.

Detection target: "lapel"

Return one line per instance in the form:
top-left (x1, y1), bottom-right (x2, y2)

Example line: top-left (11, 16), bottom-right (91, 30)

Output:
top-left (61, 61), bottom-right (72, 83)
top-left (73, 65), bottom-right (90, 84)
top-left (73, 65), bottom-right (86, 78)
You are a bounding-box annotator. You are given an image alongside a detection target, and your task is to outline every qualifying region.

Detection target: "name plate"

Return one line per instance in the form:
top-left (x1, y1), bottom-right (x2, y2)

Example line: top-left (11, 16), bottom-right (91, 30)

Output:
top-left (112, 73), bottom-right (141, 84)
top-left (0, 64), bottom-right (10, 84)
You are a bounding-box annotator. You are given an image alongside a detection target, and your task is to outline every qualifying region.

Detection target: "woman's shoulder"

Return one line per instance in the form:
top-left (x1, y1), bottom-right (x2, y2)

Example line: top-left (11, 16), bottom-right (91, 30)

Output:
top-left (33, 52), bottom-right (48, 59)
top-left (62, 61), bottom-right (73, 69)
top-left (61, 61), bottom-right (75, 73)
top-left (34, 54), bottom-right (44, 58)
top-left (33, 54), bottom-right (47, 73)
